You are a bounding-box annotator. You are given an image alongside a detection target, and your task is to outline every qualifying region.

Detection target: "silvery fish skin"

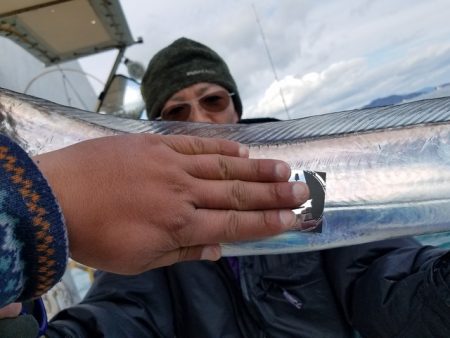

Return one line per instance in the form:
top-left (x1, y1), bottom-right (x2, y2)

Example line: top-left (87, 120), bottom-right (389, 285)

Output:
top-left (1, 87), bottom-right (450, 256)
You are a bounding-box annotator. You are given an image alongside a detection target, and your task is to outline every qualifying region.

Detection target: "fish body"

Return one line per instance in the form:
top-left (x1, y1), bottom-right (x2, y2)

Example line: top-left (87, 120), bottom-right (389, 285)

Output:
top-left (1, 87), bottom-right (450, 256)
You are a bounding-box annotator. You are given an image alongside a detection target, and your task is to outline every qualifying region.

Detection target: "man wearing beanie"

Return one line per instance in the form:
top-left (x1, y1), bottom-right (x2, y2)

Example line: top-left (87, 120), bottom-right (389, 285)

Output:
top-left (45, 38), bottom-right (450, 337)
top-left (141, 37), bottom-right (243, 120)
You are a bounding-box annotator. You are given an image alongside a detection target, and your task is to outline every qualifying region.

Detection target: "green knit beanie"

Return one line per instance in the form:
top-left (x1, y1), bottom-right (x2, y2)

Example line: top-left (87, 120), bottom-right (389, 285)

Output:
top-left (141, 37), bottom-right (243, 120)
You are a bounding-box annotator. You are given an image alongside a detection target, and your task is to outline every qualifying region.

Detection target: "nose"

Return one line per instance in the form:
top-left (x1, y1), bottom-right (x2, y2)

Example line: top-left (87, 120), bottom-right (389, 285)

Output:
top-left (187, 102), bottom-right (213, 123)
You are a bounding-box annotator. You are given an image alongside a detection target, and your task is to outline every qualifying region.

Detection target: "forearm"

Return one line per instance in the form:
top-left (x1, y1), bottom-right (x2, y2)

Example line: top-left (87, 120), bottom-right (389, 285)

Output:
top-left (0, 135), bottom-right (67, 307)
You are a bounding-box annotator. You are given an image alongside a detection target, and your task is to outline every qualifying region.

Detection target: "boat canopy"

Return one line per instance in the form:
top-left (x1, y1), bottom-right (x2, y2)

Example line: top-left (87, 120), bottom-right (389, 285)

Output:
top-left (0, 0), bottom-right (136, 65)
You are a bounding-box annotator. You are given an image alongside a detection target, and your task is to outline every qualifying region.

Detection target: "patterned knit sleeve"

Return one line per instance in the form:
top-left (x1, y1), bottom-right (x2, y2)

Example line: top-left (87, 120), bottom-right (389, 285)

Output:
top-left (0, 135), bottom-right (68, 307)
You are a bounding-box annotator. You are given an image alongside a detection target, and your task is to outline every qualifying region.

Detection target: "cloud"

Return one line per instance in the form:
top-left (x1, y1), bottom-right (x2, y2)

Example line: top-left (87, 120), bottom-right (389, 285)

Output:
top-left (246, 39), bottom-right (450, 120)
top-left (79, 0), bottom-right (450, 120)
top-left (246, 58), bottom-right (366, 118)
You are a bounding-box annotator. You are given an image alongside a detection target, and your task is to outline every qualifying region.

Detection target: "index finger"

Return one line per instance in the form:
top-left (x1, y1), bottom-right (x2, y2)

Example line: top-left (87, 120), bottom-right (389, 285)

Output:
top-left (161, 135), bottom-right (249, 158)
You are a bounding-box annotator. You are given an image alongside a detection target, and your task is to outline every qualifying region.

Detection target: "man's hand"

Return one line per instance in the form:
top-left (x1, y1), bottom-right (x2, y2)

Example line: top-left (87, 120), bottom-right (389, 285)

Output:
top-left (0, 303), bottom-right (21, 318)
top-left (34, 134), bottom-right (309, 274)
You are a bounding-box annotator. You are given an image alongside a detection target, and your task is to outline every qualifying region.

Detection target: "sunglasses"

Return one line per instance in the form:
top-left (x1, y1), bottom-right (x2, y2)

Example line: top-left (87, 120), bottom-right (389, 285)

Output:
top-left (161, 90), bottom-right (235, 121)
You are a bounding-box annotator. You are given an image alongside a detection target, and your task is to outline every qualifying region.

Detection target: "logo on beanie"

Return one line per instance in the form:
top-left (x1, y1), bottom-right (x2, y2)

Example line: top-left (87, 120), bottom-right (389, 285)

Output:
top-left (186, 69), bottom-right (217, 76)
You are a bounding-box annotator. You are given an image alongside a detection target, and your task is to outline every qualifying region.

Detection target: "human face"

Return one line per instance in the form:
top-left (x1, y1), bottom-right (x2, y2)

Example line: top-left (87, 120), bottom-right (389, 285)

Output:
top-left (160, 83), bottom-right (239, 124)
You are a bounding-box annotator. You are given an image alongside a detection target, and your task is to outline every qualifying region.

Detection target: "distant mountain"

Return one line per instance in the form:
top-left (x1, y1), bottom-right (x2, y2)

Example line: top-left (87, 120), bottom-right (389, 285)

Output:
top-left (364, 83), bottom-right (450, 108)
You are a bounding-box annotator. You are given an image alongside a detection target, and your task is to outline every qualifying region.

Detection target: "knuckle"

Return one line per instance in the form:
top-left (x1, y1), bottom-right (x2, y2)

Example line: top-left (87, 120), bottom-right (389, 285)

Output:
top-left (166, 217), bottom-right (185, 247)
top-left (251, 158), bottom-right (270, 180)
top-left (252, 158), bottom-right (263, 177)
top-left (218, 156), bottom-right (232, 179)
top-left (170, 214), bottom-right (187, 234)
top-left (169, 178), bottom-right (190, 195)
top-left (261, 210), bottom-right (282, 235)
top-left (276, 182), bottom-right (294, 205)
top-left (224, 211), bottom-right (241, 240)
top-left (164, 169), bottom-right (194, 195)
top-left (142, 133), bottom-right (162, 150)
top-left (272, 182), bottom-right (283, 201)
top-left (268, 182), bottom-right (291, 207)
top-left (230, 182), bottom-right (248, 209)
top-left (190, 158), bottom-right (207, 179)
top-left (168, 208), bottom-right (194, 246)
top-left (192, 136), bottom-right (206, 153)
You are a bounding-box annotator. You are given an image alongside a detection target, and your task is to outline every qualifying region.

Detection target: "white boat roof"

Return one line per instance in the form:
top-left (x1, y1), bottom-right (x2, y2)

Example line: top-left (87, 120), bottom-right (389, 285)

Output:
top-left (0, 0), bottom-right (136, 65)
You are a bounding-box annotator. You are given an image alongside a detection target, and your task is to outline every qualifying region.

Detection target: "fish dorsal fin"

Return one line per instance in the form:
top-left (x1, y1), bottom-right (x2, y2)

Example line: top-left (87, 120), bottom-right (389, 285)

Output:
top-left (3, 87), bottom-right (450, 145)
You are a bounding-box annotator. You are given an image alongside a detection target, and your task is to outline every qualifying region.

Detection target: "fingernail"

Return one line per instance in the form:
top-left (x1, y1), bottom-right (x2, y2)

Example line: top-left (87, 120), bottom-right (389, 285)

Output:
top-left (275, 162), bottom-right (290, 180)
top-left (201, 245), bottom-right (222, 261)
top-left (292, 182), bottom-right (309, 201)
top-left (239, 145), bottom-right (249, 157)
top-left (292, 215), bottom-right (320, 231)
top-left (279, 210), bottom-right (296, 228)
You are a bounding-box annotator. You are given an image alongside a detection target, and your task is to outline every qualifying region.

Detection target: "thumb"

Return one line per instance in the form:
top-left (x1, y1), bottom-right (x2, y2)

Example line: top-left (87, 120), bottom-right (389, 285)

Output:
top-left (0, 303), bottom-right (21, 318)
top-left (199, 245), bottom-right (222, 261)
top-left (151, 245), bottom-right (222, 268)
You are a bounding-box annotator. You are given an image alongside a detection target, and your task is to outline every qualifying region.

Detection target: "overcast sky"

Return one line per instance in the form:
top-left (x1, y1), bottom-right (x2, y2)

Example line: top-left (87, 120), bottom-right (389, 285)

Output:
top-left (80, 0), bottom-right (450, 120)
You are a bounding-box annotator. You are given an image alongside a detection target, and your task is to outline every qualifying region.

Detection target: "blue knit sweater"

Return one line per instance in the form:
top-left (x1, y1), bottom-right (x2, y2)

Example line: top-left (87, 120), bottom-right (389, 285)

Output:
top-left (0, 135), bottom-right (67, 307)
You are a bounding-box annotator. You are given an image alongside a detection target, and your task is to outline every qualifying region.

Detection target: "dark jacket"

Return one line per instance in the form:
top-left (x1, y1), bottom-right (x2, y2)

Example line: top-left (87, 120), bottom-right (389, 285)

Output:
top-left (47, 237), bottom-right (450, 338)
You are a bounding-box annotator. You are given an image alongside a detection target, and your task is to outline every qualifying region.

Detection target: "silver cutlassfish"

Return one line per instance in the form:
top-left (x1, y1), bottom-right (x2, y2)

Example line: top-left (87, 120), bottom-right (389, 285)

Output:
top-left (1, 87), bottom-right (450, 256)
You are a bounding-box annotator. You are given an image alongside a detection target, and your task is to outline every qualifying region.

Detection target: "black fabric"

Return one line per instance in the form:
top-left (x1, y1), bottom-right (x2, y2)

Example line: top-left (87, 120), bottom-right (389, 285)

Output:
top-left (325, 240), bottom-right (450, 337)
top-left (0, 315), bottom-right (39, 338)
top-left (47, 269), bottom-right (174, 338)
top-left (46, 237), bottom-right (450, 338)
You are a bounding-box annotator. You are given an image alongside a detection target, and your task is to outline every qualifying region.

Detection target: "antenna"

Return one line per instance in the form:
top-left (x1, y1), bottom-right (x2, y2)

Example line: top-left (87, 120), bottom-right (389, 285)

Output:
top-left (252, 3), bottom-right (291, 119)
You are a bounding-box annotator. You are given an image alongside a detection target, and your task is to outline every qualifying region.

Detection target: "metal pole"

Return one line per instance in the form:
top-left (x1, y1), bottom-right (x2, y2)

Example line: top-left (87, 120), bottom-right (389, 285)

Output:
top-left (95, 46), bottom-right (126, 112)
